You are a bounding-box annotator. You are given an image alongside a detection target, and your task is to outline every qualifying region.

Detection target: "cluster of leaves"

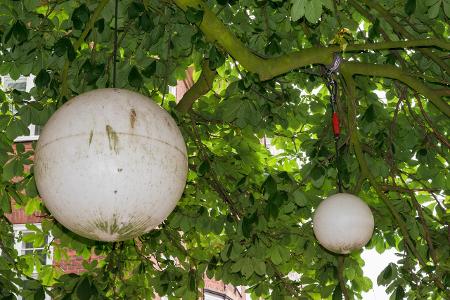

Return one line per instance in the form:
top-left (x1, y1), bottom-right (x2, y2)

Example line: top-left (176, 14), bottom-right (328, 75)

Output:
top-left (0, 0), bottom-right (449, 299)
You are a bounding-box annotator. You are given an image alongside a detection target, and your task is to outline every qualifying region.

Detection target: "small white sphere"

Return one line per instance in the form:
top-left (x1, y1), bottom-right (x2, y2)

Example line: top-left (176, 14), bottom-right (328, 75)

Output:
top-left (313, 193), bottom-right (374, 254)
top-left (34, 89), bottom-right (188, 242)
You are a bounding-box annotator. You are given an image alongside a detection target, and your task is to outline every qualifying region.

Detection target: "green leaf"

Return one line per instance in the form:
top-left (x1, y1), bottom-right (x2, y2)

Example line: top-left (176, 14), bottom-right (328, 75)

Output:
top-left (394, 286), bottom-right (405, 300)
top-left (72, 4), bottom-right (90, 30)
top-left (25, 177), bottom-right (38, 198)
top-left (242, 212), bottom-right (257, 238)
top-left (208, 46), bottom-right (225, 70)
top-left (444, 0), bottom-right (450, 17)
top-left (241, 257), bottom-right (254, 277)
top-left (270, 246), bottom-right (282, 265)
top-left (254, 260), bottom-right (266, 276)
top-left (263, 175), bottom-right (277, 196)
top-left (54, 37), bottom-right (76, 61)
top-left (76, 277), bottom-right (95, 300)
top-left (405, 0), bottom-right (416, 15)
top-left (0, 190), bottom-right (11, 213)
top-left (310, 165), bottom-right (325, 188)
top-left (12, 20), bottom-right (28, 43)
top-left (2, 159), bottom-right (21, 181)
top-left (332, 284), bottom-right (343, 300)
top-left (185, 7), bottom-right (204, 24)
top-left (305, 0), bottom-right (323, 23)
top-left (362, 104), bottom-right (376, 123)
top-left (368, 19), bottom-right (380, 41)
top-left (142, 61), bottom-right (157, 78)
top-left (427, 1), bottom-right (441, 18)
top-left (34, 70), bottom-right (51, 88)
top-left (291, 0), bottom-right (306, 21)
top-left (94, 18), bottom-right (105, 33)
top-left (292, 189), bottom-right (307, 206)
top-left (128, 2), bottom-right (145, 19)
top-left (128, 66), bottom-right (143, 88)
top-left (220, 243), bottom-right (230, 262)
top-left (34, 287), bottom-right (45, 300)
top-left (24, 197), bottom-right (41, 215)
top-left (230, 261), bottom-right (242, 273)
top-left (139, 12), bottom-right (153, 31)
top-left (6, 120), bottom-right (29, 140)
top-left (188, 270), bottom-right (197, 291)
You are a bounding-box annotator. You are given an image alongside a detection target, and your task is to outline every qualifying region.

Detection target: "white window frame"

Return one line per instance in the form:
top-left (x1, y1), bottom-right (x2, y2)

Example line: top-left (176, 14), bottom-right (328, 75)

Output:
top-left (168, 85), bottom-right (177, 97)
top-left (1, 75), bottom-right (40, 142)
top-left (204, 290), bottom-right (227, 300)
top-left (12, 223), bottom-right (52, 300)
top-left (13, 223), bottom-right (53, 274)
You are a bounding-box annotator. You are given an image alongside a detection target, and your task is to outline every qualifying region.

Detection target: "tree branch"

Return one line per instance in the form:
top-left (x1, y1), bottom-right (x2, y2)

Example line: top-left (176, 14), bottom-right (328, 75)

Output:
top-left (175, 60), bottom-right (217, 113)
top-left (340, 62), bottom-right (450, 118)
top-left (172, 0), bottom-right (450, 81)
top-left (173, 0), bottom-right (449, 115)
top-left (337, 256), bottom-right (350, 300)
top-left (342, 71), bottom-right (450, 297)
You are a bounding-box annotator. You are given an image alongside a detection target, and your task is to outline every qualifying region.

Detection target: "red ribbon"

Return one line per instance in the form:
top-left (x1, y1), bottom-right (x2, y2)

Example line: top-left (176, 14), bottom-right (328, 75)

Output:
top-left (332, 112), bottom-right (340, 136)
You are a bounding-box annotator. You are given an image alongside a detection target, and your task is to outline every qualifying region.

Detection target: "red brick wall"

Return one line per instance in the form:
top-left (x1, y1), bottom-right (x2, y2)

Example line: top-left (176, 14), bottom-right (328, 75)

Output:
top-left (5, 207), bottom-right (42, 224)
top-left (54, 249), bottom-right (86, 274)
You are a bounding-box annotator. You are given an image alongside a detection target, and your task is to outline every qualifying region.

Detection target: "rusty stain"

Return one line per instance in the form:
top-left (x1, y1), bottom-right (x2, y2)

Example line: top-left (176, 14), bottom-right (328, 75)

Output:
top-left (105, 125), bottom-right (119, 154)
top-left (130, 109), bottom-right (137, 128)
top-left (88, 130), bottom-right (94, 146)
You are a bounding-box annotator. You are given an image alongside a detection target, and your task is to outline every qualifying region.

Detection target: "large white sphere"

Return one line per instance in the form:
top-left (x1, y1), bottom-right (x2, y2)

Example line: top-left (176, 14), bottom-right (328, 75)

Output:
top-left (313, 193), bottom-right (374, 254)
top-left (34, 88), bottom-right (188, 242)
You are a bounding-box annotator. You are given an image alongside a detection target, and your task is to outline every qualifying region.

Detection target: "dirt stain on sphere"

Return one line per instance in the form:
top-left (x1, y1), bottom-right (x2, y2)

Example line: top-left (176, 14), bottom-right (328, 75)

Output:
top-left (105, 125), bottom-right (119, 154)
top-left (130, 109), bottom-right (137, 128)
top-left (91, 216), bottom-right (151, 241)
top-left (88, 130), bottom-right (94, 145)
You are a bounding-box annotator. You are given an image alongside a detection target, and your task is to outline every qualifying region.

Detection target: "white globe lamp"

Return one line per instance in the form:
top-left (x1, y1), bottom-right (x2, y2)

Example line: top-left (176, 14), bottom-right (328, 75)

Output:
top-left (34, 88), bottom-right (188, 242)
top-left (313, 193), bottom-right (374, 254)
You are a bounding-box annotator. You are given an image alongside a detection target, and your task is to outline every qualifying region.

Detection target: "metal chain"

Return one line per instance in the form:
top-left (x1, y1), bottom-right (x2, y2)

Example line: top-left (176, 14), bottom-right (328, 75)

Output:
top-left (324, 54), bottom-right (343, 193)
top-left (112, 0), bottom-right (119, 88)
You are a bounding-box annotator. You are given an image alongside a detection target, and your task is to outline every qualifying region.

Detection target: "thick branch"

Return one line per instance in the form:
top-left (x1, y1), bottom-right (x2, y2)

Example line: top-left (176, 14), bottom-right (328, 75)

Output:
top-left (173, 0), bottom-right (449, 81)
top-left (173, 0), bottom-right (449, 117)
top-left (175, 60), bottom-right (217, 113)
top-left (341, 62), bottom-right (450, 118)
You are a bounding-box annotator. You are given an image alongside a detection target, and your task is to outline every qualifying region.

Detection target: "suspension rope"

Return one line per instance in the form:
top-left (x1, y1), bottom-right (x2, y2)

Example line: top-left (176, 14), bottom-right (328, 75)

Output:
top-left (112, 0), bottom-right (119, 88)
top-left (324, 54), bottom-right (343, 193)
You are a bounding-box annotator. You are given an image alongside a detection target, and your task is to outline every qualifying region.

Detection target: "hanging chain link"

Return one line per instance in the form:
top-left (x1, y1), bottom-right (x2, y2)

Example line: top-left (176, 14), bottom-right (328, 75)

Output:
top-left (324, 54), bottom-right (343, 192)
top-left (112, 0), bottom-right (119, 88)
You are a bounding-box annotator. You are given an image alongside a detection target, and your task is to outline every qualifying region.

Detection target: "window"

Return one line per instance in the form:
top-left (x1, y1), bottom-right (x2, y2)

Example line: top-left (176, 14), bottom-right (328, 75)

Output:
top-left (1, 76), bottom-right (33, 93)
top-left (12, 224), bottom-right (52, 300)
top-left (1, 75), bottom-right (40, 141)
top-left (20, 233), bottom-right (49, 265)
top-left (204, 291), bottom-right (226, 300)
top-left (13, 224), bottom-right (53, 275)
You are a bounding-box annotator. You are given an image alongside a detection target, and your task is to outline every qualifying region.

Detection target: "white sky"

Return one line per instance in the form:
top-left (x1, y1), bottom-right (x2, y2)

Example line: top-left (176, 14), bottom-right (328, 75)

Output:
top-left (362, 248), bottom-right (398, 299)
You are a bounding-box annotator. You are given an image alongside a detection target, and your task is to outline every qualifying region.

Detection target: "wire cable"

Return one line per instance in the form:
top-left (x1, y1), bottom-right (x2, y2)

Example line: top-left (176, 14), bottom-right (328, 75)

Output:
top-left (112, 0), bottom-right (119, 88)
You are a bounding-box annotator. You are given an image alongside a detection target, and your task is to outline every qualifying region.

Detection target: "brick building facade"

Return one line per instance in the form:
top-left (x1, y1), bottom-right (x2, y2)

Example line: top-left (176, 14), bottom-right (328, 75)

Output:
top-left (2, 75), bottom-right (246, 300)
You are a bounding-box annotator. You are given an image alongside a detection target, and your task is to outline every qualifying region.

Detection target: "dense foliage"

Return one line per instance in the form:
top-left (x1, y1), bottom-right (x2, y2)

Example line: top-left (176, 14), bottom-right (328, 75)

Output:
top-left (0, 0), bottom-right (449, 299)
